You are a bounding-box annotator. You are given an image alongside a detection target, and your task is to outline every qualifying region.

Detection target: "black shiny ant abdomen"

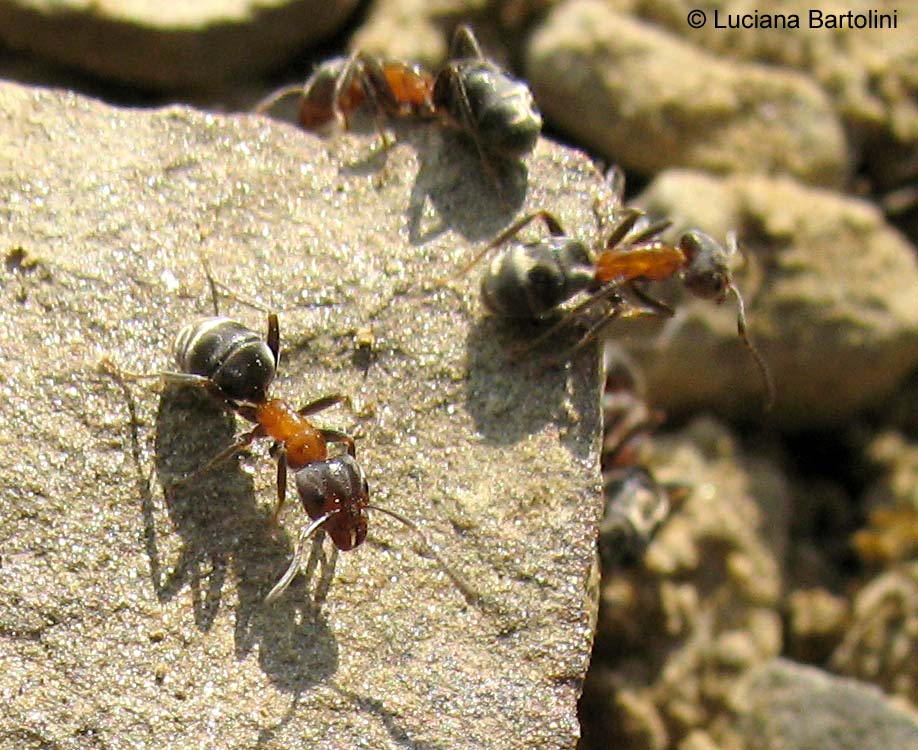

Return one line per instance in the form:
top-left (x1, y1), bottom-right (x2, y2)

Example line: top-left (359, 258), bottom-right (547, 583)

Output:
top-left (174, 316), bottom-right (278, 404)
top-left (434, 25), bottom-right (542, 162)
top-left (480, 236), bottom-right (594, 318)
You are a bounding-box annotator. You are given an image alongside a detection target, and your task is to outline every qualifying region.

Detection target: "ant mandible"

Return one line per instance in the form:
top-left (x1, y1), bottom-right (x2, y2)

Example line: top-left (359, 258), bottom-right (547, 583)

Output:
top-left (451, 205), bottom-right (776, 409)
top-left (254, 51), bottom-right (436, 146)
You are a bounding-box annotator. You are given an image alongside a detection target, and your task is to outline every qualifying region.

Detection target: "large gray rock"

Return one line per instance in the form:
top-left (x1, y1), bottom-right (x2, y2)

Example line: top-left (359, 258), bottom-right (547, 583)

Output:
top-left (738, 658), bottom-right (918, 750)
top-left (0, 0), bottom-right (360, 89)
top-left (526, 0), bottom-right (849, 188)
top-left (0, 81), bottom-right (604, 749)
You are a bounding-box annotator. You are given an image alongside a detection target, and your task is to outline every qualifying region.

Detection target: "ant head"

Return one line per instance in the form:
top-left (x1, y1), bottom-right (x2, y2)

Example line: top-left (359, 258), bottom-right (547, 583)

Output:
top-left (296, 454), bottom-right (370, 551)
top-left (678, 230), bottom-right (734, 303)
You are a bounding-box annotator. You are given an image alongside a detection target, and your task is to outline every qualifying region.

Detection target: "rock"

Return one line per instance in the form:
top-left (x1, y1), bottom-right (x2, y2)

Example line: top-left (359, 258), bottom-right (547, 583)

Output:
top-left (832, 563), bottom-right (918, 705)
top-left (737, 658), bottom-right (918, 750)
top-left (854, 432), bottom-right (918, 566)
top-left (627, 169), bottom-right (918, 425)
top-left (582, 418), bottom-right (789, 750)
top-left (349, 0), bottom-right (452, 66)
top-left (0, 0), bottom-right (360, 89)
top-left (526, 0), bottom-right (849, 188)
top-left (637, 0), bottom-right (918, 192)
top-left (0, 80), bottom-right (605, 749)
top-left (785, 588), bottom-right (850, 664)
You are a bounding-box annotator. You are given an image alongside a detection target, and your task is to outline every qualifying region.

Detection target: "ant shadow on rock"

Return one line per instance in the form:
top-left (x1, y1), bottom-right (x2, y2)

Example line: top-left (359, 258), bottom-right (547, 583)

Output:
top-left (405, 127), bottom-right (528, 247)
top-left (462, 313), bottom-right (597, 462)
top-left (106, 376), bottom-right (340, 695)
top-left (332, 121), bottom-right (528, 248)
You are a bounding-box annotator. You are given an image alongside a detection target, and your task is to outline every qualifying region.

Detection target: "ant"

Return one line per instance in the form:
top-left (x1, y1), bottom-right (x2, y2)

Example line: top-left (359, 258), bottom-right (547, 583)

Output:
top-left (451, 205), bottom-right (775, 408)
top-left (255, 26), bottom-right (541, 192)
top-left (433, 25), bottom-right (542, 181)
top-left (254, 51), bottom-right (436, 145)
top-left (102, 264), bottom-right (477, 604)
top-left (598, 348), bottom-right (688, 566)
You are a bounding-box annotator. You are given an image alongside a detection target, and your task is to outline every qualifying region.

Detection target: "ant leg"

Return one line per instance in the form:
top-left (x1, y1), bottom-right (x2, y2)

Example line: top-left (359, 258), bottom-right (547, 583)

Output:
top-left (265, 510), bottom-right (338, 603)
top-left (622, 217), bottom-right (673, 247)
top-left (320, 429), bottom-right (356, 457)
top-left (444, 210), bottom-right (566, 283)
top-left (605, 165), bottom-right (626, 205)
top-left (450, 24), bottom-right (484, 59)
top-left (442, 67), bottom-right (508, 204)
top-left (172, 427), bottom-right (259, 488)
top-left (195, 248), bottom-right (222, 315)
top-left (356, 55), bottom-right (399, 148)
top-left (331, 51), bottom-right (364, 131)
top-left (98, 357), bottom-right (161, 383)
top-left (160, 372), bottom-right (242, 413)
top-left (271, 444), bottom-right (288, 525)
top-left (296, 393), bottom-right (352, 417)
top-left (508, 283), bottom-right (624, 360)
top-left (625, 281), bottom-right (675, 318)
top-left (603, 212), bottom-right (671, 251)
top-left (366, 504), bottom-right (479, 604)
top-left (253, 83), bottom-right (307, 115)
top-left (99, 360), bottom-right (237, 409)
top-left (267, 313), bottom-right (280, 368)
top-left (547, 305), bottom-right (628, 364)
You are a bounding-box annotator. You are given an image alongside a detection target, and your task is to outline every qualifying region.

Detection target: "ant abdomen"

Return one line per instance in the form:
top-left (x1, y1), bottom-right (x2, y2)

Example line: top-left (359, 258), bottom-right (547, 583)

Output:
top-left (434, 64), bottom-right (541, 158)
top-left (480, 237), bottom-right (594, 318)
top-left (296, 454), bottom-right (370, 552)
top-left (174, 316), bottom-right (276, 404)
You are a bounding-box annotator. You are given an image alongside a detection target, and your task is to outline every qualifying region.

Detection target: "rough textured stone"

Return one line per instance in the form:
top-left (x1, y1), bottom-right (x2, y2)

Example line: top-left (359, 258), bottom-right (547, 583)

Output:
top-left (526, 0), bottom-right (849, 187)
top-left (0, 80), bottom-right (604, 749)
top-left (630, 169), bottom-right (918, 425)
top-left (0, 0), bottom-right (360, 89)
top-left (637, 0), bottom-right (918, 190)
top-left (738, 658), bottom-right (918, 750)
top-left (832, 564), bottom-right (918, 706)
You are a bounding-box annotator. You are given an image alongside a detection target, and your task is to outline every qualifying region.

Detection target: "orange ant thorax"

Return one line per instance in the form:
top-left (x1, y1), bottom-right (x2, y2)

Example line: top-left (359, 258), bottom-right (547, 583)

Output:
top-left (382, 62), bottom-right (435, 111)
top-left (594, 242), bottom-right (686, 285)
top-left (256, 399), bottom-right (328, 469)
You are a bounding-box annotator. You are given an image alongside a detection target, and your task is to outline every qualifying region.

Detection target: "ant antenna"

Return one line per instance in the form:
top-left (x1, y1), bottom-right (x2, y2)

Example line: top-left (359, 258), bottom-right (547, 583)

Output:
top-left (366, 504), bottom-right (480, 604)
top-left (725, 233), bottom-right (775, 410)
top-left (264, 506), bottom-right (479, 605)
top-left (729, 282), bottom-right (776, 411)
top-left (265, 511), bottom-right (338, 604)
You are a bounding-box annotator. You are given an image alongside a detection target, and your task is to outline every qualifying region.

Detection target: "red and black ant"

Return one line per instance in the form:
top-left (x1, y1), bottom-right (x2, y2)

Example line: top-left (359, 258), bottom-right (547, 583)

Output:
top-left (451, 204), bottom-right (775, 408)
top-left (254, 26), bottom-right (542, 191)
top-left (102, 266), bottom-right (476, 603)
top-left (254, 51), bottom-right (436, 145)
